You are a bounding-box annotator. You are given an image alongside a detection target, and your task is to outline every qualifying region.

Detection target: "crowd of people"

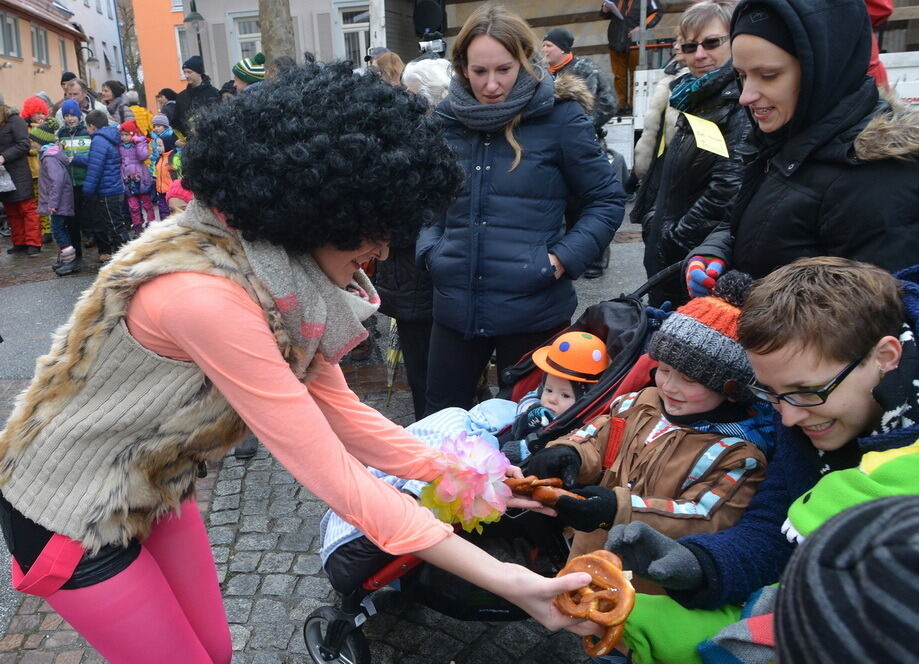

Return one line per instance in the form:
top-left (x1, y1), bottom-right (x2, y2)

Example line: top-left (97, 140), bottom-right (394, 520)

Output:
top-left (0, 0), bottom-right (917, 662)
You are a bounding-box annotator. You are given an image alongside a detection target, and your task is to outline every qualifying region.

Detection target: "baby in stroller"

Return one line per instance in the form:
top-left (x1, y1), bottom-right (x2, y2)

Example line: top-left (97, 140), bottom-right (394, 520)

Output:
top-left (525, 272), bottom-right (776, 594)
top-left (319, 331), bottom-right (612, 593)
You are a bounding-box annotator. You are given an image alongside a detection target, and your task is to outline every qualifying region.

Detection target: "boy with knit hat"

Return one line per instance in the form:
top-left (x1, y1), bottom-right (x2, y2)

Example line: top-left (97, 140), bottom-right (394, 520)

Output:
top-left (525, 272), bottom-right (774, 582)
top-left (56, 98), bottom-right (90, 266)
top-left (30, 120), bottom-right (78, 275)
top-left (232, 52), bottom-right (266, 93)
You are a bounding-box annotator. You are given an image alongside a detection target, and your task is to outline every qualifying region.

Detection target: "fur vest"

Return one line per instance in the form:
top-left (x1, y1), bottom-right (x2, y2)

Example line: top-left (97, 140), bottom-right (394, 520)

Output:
top-left (0, 214), bottom-right (303, 553)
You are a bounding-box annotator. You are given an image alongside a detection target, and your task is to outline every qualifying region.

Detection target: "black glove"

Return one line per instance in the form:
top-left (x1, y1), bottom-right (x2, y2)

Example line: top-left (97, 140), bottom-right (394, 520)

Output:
top-left (554, 486), bottom-right (617, 532)
top-left (499, 438), bottom-right (528, 465)
top-left (511, 404), bottom-right (555, 439)
top-left (605, 522), bottom-right (703, 590)
top-left (521, 445), bottom-right (581, 488)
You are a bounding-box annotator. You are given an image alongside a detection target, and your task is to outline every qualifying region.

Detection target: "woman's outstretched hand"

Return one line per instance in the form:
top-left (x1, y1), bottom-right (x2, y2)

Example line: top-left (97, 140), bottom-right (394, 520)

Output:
top-left (501, 563), bottom-right (599, 634)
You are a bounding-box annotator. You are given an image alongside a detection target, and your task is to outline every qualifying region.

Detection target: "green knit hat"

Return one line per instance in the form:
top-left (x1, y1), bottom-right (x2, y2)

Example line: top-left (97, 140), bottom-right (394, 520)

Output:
top-left (232, 52), bottom-right (266, 84)
top-left (29, 118), bottom-right (60, 146)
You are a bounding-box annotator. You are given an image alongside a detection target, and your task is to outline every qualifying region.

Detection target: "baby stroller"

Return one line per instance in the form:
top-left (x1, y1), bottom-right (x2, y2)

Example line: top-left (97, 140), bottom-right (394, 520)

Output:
top-left (303, 265), bottom-right (679, 664)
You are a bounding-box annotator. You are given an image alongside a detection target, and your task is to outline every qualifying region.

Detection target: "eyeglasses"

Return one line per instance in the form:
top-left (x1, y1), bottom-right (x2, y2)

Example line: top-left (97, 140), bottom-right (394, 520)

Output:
top-left (679, 35), bottom-right (729, 54)
top-left (748, 355), bottom-right (865, 407)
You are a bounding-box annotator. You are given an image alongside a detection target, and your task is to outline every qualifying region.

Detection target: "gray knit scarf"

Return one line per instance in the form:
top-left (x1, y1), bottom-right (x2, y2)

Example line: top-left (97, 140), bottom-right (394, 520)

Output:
top-left (448, 64), bottom-right (554, 132)
top-left (178, 200), bottom-right (379, 368)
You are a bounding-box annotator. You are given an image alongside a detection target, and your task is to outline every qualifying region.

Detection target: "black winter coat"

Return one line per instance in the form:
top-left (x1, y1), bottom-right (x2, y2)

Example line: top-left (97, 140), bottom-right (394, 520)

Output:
top-left (418, 76), bottom-right (625, 339)
top-left (638, 65), bottom-right (750, 306)
top-left (173, 77), bottom-right (220, 137)
top-left (603, 0), bottom-right (662, 53)
top-left (0, 114), bottom-right (33, 203)
top-left (693, 0), bottom-right (919, 279)
top-left (374, 243), bottom-right (432, 322)
top-left (694, 80), bottom-right (919, 279)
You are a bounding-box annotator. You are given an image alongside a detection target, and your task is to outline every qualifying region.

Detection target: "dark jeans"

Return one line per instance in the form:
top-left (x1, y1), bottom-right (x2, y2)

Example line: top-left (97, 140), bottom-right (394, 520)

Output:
top-left (68, 186), bottom-right (83, 259)
top-left (424, 321), bottom-right (566, 415)
top-left (395, 318), bottom-right (433, 422)
top-left (90, 193), bottom-right (131, 255)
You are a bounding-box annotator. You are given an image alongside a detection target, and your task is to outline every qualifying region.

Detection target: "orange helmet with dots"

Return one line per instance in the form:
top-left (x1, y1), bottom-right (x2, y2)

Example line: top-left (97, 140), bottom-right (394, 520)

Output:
top-left (531, 331), bottom-right (610, 383)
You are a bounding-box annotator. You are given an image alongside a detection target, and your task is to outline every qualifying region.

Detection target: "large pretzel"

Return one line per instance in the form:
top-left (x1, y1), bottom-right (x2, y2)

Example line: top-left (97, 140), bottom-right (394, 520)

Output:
top-left (554, 550), bottom-right (635, 658)
top-left (503, 475), bottom-right (586, 507)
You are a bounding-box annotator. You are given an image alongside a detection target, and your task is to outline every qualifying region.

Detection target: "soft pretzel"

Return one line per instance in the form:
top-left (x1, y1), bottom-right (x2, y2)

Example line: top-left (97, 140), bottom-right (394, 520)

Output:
top-left (503, 476), bottom-right (585, 507)
top-left (554, 550), bottom-right (636, 658)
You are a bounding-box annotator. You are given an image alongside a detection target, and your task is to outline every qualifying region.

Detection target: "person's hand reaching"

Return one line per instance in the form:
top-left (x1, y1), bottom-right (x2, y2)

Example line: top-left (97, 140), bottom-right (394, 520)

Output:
top-left (554, 486), bottom-right (617, 531)
top-left (605, 522), bottom-right (703, 590)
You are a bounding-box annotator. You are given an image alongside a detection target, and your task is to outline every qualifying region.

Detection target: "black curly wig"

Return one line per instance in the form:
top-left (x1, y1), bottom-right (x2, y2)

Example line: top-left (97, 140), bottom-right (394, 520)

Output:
top-left (182, 63), bottom-right (463, 252)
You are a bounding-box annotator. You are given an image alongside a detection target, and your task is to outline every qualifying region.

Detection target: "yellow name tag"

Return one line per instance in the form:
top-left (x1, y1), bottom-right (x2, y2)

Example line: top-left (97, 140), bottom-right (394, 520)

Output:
top-left (683, 112), bottom-right (729, 158)
top-left (657, 132), bottom-right (666, 157)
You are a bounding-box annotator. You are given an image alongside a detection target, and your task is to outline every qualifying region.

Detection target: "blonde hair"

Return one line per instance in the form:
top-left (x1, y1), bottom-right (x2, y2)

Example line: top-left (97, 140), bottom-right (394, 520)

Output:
top-left (373, 52), bottom-right (405, 86)
top-left (402, 58), bottom-right (452, 108)
top-left (679, 1), bottom-right (736, 41)
top-left (452, 4), bottom-right (542, 170)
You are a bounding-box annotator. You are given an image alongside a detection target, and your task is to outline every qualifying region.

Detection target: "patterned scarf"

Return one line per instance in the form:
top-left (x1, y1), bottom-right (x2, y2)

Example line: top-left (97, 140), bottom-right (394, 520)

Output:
top-left (178, 200), bottom-right (379, 369)
top-left (448, 63), bottom-right (552, 132)
top-left (668, 65), bottom-right (730, 112)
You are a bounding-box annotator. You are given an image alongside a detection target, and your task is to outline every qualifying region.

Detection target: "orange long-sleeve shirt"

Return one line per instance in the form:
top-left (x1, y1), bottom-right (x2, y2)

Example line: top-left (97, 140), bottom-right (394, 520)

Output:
top-left (126, 271), bottom-right (452, 555)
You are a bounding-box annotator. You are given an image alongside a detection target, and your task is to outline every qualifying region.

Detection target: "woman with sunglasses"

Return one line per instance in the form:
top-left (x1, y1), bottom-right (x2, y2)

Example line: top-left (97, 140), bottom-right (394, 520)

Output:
top-left (686, 0), bottom-right (919, 297)
top-left (634, 1), bottom-right (749, 307)
top-left (604, 257), bottom-right (919, 622)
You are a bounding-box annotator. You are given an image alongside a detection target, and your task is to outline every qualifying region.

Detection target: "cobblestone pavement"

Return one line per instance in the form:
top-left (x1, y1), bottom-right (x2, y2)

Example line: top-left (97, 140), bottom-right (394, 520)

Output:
top-left (0, 228), bottom-right (645, 663)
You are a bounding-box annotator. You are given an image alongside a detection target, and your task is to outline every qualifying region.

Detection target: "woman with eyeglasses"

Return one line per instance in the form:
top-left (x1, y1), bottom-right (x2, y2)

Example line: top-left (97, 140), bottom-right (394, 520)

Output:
top-left (686, 0), bottom-right (919, 298)
top-left (633, 1), bottom-right (749, 307)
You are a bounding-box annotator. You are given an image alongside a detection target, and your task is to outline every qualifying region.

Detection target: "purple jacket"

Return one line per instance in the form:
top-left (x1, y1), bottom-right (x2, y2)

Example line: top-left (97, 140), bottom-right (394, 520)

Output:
top-left (36, 145), bottom-right (75, 216)
top-left (119, 136), bottom-right (152, 190)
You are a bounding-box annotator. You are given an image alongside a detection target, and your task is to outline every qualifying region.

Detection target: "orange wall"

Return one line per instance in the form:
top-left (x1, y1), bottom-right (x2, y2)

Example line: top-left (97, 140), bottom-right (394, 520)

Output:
top-left (132, 0), bottom-right (185, 108)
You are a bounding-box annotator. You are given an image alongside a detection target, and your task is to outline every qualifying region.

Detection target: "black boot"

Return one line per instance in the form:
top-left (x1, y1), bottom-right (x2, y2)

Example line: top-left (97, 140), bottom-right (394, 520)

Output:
top-left (54, 258), bottom-right (81, 276)
top-left (234, 434), bottom-right (259, 460)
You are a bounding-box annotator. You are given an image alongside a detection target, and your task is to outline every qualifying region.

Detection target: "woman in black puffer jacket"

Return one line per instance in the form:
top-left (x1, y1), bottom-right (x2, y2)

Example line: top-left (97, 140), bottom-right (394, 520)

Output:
top-left (687, 0), bottom-right (919, 293)
top-left (636, 1), bottom-right (750, 307)
top-left (417, 4), bottom-right (624, 414)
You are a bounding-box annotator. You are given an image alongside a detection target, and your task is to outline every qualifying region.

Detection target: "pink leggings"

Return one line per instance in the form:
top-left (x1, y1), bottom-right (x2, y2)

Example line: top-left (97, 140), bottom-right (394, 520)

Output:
top-left (127, 193), bottom-right (155, 228)
top-left (45, 500), bottom-right (231, 663)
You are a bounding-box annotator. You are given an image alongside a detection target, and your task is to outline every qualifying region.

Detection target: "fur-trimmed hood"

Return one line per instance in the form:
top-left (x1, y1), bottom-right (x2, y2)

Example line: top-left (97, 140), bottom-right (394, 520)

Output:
top-left (554, 72), bottom-right (594, 115)
top-left (854, 98), bottom-right (919, 162)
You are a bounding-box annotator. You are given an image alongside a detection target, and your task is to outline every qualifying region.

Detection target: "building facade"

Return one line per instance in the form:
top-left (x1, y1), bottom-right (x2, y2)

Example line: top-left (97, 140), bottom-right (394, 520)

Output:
top-left (59, 0), bottom-right (126, 93)
top-left (0, 0), bottom-right (85, 108)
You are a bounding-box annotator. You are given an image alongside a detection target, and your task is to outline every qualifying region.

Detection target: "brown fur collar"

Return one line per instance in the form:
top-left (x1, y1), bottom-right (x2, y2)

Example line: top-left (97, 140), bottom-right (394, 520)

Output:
top-left (555, 72), bottom-right (595, 114)
top-left (854, 94), bottom-right (919, 162)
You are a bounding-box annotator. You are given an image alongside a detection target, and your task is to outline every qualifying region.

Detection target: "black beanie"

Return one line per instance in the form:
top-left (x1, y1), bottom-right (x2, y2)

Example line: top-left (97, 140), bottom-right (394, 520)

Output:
top-left (183, 55), bottom-right (205, 75)
top-left (776, 496), bottom-right (919, 663)
top-left (544, 28), bottom-right (574, 54)
top-left (60, 71), bottom-right (76, 85)
top-left (731, 4), bottom-right (796, 57)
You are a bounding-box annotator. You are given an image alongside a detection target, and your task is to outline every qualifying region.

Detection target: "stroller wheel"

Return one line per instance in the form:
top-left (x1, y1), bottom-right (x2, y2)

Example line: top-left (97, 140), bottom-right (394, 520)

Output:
top-left (304, 606), bottom-right (371, 664)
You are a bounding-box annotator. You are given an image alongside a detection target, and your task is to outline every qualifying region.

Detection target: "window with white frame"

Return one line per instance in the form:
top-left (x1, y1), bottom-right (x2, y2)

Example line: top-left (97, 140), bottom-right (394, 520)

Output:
top-left (102, 39), bottom-right (111, 70)
top-left (175, 26), bottom-right (192, 78)
top-left (235, 17), bottom-right (261, 60)
top-left (59, 38), bottom-right (67, 70)
top-left (31, 24), bottom-right (49, 64)
top-left (341, 8), bottom-right (369, 68)
top-left (0, 13), bottom-right (21, 57)
top-left (96, 0), bottom-right (102, 14)
top-left (170, 0), bottom-right (183, 11)
top-left (113, 45), bottom-right (120, 72)
top-left (107, 0), bottom-right (113, 19)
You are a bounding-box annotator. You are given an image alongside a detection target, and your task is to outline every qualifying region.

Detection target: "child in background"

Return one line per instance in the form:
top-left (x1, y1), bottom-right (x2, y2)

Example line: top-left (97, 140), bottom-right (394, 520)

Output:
top-left (73, 109), bottom-right (131, 262)
top-left (30, 121), bottom-right (77, 275)
top-left (20, 96), bottom-right (51, 243)
top-left (149, 114), bottom-right (177, 220)
top-left (526, 273), bottom-right (773, 579)
top-left (118, 120), bottom-right (154, 235)
top-left (56, 99), bottom-right (91, 267)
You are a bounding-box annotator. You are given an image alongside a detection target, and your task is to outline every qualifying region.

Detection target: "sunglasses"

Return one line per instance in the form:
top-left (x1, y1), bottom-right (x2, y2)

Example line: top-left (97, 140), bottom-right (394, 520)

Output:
top-left (679, 35), bottom-right (729, 54)
top-left (748, 355), bottom-right (865, 407)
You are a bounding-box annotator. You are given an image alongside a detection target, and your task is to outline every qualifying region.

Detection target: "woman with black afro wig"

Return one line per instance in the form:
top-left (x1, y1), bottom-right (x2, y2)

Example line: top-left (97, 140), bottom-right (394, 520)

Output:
top-left (0, 63), bottom-right (599, 662)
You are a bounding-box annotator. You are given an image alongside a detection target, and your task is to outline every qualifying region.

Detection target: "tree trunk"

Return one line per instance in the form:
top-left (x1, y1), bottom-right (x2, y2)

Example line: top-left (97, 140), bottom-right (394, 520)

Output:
top-left (259, 0), bottom-right (296, 65)
top-left (117, 0), bottom-right (146, 106)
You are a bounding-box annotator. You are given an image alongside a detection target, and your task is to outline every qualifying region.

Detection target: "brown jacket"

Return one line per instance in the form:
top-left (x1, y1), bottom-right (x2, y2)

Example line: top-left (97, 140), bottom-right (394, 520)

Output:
top-left (547, 388), bottom-right (768, 591)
